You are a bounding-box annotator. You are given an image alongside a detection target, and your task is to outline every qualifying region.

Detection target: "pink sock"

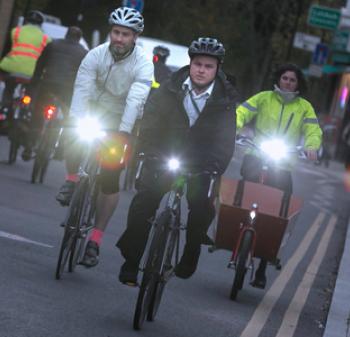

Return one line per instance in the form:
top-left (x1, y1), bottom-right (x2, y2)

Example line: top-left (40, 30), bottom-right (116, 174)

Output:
top-left (66, 174), bottom-right (79, 183)
top-left (89, 229), bottom-right (104, 246)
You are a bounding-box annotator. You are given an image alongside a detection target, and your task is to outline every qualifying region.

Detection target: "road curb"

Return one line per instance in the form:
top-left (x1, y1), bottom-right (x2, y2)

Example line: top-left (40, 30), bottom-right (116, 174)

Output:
top-left (323, 220), bottom-right (350, 337)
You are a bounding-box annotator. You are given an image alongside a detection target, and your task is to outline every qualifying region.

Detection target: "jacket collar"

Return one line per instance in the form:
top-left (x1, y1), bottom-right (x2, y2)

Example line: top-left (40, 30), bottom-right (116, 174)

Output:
top-left (166, 65), bottom-right (236, 101)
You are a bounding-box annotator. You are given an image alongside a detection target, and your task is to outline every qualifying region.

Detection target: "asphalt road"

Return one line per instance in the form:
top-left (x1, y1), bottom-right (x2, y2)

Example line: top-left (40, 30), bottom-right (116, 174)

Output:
top-left (0, 136), bottom-right (348, 337)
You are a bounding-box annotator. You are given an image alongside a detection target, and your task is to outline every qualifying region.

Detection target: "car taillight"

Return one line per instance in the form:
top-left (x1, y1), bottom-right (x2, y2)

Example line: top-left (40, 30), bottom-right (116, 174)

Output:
top-left (21, 95), bottom-right (31, 105)
top-left (44, 105), bottom-right (57, 120)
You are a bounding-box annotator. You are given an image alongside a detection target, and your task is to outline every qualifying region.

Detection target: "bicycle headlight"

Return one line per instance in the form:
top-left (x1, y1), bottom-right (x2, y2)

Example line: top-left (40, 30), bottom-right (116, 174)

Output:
top-left (167, 158), bottom-right (180, 171)
top-left (260, 139), bottom-right (288, 161)
top-left (76, 116), bottom-right (106, 142)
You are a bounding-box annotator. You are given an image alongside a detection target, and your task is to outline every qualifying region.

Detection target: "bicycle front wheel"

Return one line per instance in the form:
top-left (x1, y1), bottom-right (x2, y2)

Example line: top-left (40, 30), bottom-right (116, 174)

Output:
top-left (230, 230), bottom-right (253, 300)
top-left (147, 225), bottom-right (179, 322)
top-left (55, 179), bottom-right (88, 279)
top-left (133, 209), bottom-right (171, 330)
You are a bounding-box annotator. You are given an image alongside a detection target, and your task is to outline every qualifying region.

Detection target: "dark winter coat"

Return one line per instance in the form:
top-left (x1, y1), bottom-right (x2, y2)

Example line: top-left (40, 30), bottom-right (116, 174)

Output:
top-left (138, 66), bottom-right (237, 175)
top-left (31, 38), bottom-right (87, 91)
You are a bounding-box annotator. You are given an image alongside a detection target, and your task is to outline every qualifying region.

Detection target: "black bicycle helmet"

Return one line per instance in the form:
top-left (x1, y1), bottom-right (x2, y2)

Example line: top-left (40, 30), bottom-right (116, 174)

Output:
top-left (25, 10), bottom-right (45, 25)
top-left (153, 45), bottom-right (170, 58)
top-left (188, 37), bottom-right (225, 64)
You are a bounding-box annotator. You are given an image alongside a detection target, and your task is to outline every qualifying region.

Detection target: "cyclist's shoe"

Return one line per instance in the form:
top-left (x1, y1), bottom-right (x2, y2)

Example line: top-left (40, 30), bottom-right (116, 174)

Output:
top-left (80, 240), bottom-right (99, 268)
top-left (251, 271), bottom-right (267, 289)
top-left (56, 180), bottom-right (76, 206)
top-left (174, 245), bottom-right (201, 279)
top-left (119, 261), bottom-right (139, 287)
top-left (21, 148), bottom-right (33, 161)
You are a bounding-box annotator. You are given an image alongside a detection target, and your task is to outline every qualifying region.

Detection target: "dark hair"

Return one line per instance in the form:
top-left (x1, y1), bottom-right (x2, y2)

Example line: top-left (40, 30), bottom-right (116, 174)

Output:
top-left (25, 10), bottom-right (44, 25)
top-left (273, 63), bottom-right (307, 95)
top-left (65, 26), bottom-right (83, 42)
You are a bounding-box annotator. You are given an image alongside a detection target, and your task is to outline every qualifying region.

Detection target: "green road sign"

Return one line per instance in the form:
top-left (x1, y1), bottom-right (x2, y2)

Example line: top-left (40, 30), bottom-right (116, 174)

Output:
top-left (308, 5), bottom-right (340, 30)
top-left (332, 52), bottom-right (350, 64)
top-left (332, 30), bottom-right (350, 52)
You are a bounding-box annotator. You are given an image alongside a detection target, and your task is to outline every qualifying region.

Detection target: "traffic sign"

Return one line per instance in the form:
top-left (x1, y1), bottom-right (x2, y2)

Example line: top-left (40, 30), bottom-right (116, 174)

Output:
top-left (293, 32), bottom-right (320, 52)
top-left (332, 52), bottom-right (350, 64)
top-left (312, 43), bottom-right (329, 65)
top-left (332, 30), bottom-right (350, 52)
top-left (308, 5), bottom-right (341, 30)
top-left (122, 0), bottom-right (144, 13)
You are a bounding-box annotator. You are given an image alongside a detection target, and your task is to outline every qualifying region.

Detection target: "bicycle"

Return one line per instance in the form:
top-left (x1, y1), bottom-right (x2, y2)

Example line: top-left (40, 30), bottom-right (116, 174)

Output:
top-left (31, 98), bottom-right (65, 184)
top-left (212, 136), bottom-right (304, 300)
top-left (55, 117), bottom-right (128, 280)
top-left (133, 154), bottom-right (217, 330)
top-left (5, 78), bottom-right (32, 164)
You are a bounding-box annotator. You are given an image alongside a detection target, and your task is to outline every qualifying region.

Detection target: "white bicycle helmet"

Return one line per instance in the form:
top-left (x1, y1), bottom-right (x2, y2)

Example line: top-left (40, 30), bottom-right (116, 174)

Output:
top-left (108, 7), bottom-right (144, 33)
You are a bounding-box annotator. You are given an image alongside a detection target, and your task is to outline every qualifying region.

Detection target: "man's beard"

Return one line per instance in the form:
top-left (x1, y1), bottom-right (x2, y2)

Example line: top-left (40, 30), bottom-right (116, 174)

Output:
top-left (109, 43), bottom-right (134, 60)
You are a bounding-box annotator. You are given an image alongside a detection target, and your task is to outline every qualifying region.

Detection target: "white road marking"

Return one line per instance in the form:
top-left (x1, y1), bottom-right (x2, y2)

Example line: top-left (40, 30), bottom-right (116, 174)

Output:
top-left (0, 230), bottom-right (53, 248)
top-left (275, 215), bottom-right (337, 337)
top-left (238, 212), bottom-right (326, 337)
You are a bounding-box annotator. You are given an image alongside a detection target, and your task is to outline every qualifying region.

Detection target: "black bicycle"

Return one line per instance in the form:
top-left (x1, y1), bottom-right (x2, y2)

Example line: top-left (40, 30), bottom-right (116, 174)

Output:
top-left (133, 154), bottom-right (217, 330)
top-left (55, 118), bottom-right (127, 280)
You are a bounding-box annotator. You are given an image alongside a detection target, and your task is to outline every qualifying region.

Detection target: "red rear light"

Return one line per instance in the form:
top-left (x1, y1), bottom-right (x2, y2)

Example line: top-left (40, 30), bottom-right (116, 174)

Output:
top-left (44, 105), bottom-right (57, 120)
top-left (21, 95), bottom-right (31, 105)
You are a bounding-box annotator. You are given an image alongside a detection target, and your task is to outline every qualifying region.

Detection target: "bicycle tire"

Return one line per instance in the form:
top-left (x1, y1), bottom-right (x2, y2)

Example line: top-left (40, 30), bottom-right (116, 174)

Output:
top-left (147, 225), bottom-right (179, 322)
top-left (230, 230), bottom-right (253, 300)
top-left (8, 140), bottom-right (18, 164)
top-left (31, 128), bottom-right (55, 184)
top-left (69, 178), bottom-right (97, 271)
top-left (133, 209), bottom-right (171, 330)
top-left (55, 179), bottom-right (88, 279)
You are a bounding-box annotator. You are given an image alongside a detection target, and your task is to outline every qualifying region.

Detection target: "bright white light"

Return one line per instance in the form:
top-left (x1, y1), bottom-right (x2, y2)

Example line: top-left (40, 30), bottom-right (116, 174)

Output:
top-left (260, 139), bottom-right (288, 161)
top-left (76, 117), bottom-right (106, 142)
top-left (167, 158), bottom-right (180, 171)
top-left (249, 210), bottom-right (256, 220)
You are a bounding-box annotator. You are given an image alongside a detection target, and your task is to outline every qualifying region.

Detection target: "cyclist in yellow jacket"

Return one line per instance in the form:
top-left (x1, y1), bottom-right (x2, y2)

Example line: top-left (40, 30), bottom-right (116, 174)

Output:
top-left (236, 63), bottom-right (322, 288)
top-left (0, 10), bottom-right (50, 108)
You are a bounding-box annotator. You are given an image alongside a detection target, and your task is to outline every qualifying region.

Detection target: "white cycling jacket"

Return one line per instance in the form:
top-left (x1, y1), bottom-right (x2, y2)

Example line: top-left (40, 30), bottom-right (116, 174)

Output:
top-left (69, 42), bottom-right (153, 133)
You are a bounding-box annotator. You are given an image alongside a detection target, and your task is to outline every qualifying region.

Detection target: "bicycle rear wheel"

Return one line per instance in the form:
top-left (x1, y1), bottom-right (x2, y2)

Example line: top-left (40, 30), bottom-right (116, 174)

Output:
top-left (133, 209), bottom-right (171, 330)
top-left (147, 225), bottom-right (179, 322)
top-left (230, 230), bottom-right (253, 300)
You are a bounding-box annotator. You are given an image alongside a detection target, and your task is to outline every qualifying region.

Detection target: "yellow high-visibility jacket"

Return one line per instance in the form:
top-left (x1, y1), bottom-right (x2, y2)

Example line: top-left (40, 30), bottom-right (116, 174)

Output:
top-left (0, 24), bottom-right (51, 78)
top-left (236, 90), bottom-right (322, 150)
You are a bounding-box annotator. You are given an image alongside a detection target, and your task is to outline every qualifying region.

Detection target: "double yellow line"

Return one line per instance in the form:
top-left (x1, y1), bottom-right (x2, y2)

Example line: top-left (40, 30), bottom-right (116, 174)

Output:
top-left (239, 212), bottom-right (337, 337)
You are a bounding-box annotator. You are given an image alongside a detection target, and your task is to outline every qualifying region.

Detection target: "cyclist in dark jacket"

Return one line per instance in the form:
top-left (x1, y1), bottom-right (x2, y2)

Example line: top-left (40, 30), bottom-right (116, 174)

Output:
top-left (152, 45), bottom-right (172, 85)
top-left (117, 37), bottom-right (237, 285)
top-left (23, 26), bottom-right (87, 160)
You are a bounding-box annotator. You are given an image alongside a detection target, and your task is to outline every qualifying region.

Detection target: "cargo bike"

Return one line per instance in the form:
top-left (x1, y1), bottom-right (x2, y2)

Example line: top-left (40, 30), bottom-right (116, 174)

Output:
top-left (210, 137), bottom-right (303, 300)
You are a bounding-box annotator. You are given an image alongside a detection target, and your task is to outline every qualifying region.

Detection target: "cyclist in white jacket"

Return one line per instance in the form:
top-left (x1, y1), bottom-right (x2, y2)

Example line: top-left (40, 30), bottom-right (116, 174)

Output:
top-left (56, 7), bottom-right (154, 268)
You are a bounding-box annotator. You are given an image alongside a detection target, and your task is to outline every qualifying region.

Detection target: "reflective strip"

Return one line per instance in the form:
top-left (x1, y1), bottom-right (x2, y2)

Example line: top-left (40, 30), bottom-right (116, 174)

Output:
top-left (8, 51), bottom-right (39, 59)
top-left (242, 101), bottom-right (258, 111)
top-left (136, 79), bottom-right (153, 87)
top-left (303, 118), bottom-right (318, 124)
top-left (13, 43), bottom-right (42, 53)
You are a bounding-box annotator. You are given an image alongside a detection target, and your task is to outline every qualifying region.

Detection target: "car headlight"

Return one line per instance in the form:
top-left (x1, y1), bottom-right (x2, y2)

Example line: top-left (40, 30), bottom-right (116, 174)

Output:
top-left (260, 139), bottom-right (288, 160)
top-left (76, 116), bottom-right (106, 142)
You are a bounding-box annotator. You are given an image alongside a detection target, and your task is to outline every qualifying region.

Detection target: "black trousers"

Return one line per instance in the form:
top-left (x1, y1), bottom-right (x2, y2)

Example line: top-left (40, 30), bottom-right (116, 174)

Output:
top-left (117, 163), bottom-right (216, 265)
top-left (240, 154), bottom-right (293, 195)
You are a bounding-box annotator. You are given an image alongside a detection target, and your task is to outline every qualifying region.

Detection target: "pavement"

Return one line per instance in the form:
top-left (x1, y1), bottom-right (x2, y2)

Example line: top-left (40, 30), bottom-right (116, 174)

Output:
top-left (323, 186), bottom-right (350, 337)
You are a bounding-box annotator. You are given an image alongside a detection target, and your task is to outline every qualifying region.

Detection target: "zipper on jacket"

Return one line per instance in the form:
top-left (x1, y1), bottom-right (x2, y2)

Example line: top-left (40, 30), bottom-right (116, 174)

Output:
top-left (277, 103), bottom-right (285, 134)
